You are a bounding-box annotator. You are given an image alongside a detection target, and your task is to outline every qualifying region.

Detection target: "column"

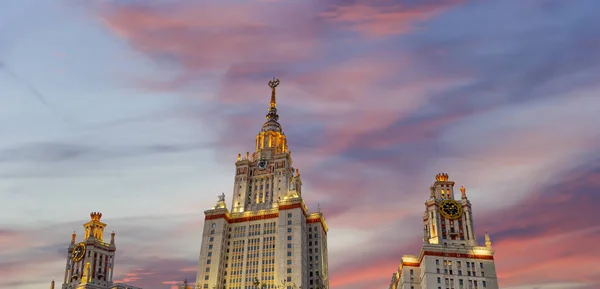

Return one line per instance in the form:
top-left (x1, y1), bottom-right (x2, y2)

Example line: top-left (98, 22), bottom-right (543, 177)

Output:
top-left (64, 259), bottom-right (70, 283)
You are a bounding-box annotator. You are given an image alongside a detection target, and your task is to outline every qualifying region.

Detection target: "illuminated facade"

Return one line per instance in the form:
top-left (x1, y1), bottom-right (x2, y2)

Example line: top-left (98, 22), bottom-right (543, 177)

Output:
top-left (389, 174), bottom-right (499, 289)
top-left (55, 212), bottom-right (141, 289)
top-left (194, 79), bottom-right (329, 289)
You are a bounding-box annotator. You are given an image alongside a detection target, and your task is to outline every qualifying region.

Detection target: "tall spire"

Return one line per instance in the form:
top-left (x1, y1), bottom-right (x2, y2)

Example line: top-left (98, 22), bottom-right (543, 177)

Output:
top-left (265, 77), bottom-right (280, 123)
top-left (269, 77), bottom-right (280, 109)
top-left (254, 77), bottom-right (288, 153)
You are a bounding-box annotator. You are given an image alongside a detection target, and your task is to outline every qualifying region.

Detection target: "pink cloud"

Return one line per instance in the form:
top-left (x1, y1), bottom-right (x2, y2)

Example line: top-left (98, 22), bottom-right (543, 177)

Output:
top-left (330, 260), bottom-right (398, 288)
top-left (111, 258), bottom-right (197, 289)
top-left (97, 1), bottom-right (323, 80)
top-left (0, 229), bottom-right (31, 249)
top-left (321, 0), bottom-right (465, 37)
top-left (113, 269), bottom-right (157, 284)
top-left (328, 238), bottom-right (422, 289)
top-left (494, 228), bottom-right (600, 288)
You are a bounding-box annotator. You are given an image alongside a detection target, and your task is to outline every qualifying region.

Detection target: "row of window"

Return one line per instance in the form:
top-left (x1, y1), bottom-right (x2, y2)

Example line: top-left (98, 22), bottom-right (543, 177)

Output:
top-left (434, 278), bottom-right (487, 288)
top-left (436, 268), bottom-right (485, 277)
top-left (437, 259), bottom-right (485, 269)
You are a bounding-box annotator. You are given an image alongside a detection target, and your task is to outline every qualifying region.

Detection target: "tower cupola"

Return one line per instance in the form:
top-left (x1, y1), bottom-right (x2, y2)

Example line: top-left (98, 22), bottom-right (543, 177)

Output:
top-left (255, 78), bottom-right (288, 154)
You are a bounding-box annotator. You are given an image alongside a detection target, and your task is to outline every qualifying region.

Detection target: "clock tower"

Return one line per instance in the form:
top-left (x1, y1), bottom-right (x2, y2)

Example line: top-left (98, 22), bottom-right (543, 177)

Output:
top-left (60, 212), bottom-right (117, 289)
top-left (423, 173), bottom-right (476, 246)
top-left (389, 174), bottom-right (499, 289)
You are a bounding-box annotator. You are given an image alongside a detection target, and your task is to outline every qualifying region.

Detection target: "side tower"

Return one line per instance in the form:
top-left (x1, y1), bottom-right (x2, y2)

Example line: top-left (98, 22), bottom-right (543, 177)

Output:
top-left (61, 212), bottom-right (117, 289)
top-left (423, 173), bottom-right (476, 246)
top-left (195, 79), bottom-right (329, 289)
top-left (390, 174), bottom-right (499, 289)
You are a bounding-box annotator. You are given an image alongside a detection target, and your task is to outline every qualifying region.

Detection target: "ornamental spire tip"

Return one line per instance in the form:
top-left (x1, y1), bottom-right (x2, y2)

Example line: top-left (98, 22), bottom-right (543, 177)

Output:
top-left (268, 77), bottom-right (280, 108)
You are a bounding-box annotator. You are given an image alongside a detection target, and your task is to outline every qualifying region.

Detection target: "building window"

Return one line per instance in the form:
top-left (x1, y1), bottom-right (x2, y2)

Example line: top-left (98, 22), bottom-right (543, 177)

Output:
top-left (209, 245), bottom-right (213, 249)
top-left (209, 237), bottom-right (214, 242)
top-left (480, 263), bottom-right (484, 269)
top-left (208, 252), bottom-right (212, 257)
top-left (287, 228), bottom-right (292, 233)
top-left (207, 259), bottom-right (211, 264)
top-left (287, 236), bottom-right (292, 240)
top-left (287, 244), bottom-right (292, 248)
top-left (287, 268), bottom-right (292, 273)
top-left (437, 277), bottom-right (441, 283)
top-left (483, 281), bottom-right (487, 287)
top-left (205, 276), bottom-right (209, 280)
top-left (287, 251), bottom-right (292, 256)
top-left (288, 213), bottom-right (292, 218)
top-left (287, 260), bottom-right (292, 265)
top-left (288, 220), bottom-right (292, 225)
top-left (210, 230), bottom-right (215, 235)
top-left (211, 223), bottom-right (216, 228)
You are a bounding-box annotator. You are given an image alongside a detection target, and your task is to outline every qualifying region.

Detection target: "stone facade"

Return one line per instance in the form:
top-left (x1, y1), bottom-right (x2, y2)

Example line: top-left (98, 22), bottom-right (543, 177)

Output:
top-left (389, 174), bottom-right (499, 289)
top-left (194, 79), bottom-right (329, 289)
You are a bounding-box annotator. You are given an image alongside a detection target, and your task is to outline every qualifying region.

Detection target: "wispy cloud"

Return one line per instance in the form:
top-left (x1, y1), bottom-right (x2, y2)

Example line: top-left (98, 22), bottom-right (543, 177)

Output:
top-left (0, 60), bottom-right (49, 105)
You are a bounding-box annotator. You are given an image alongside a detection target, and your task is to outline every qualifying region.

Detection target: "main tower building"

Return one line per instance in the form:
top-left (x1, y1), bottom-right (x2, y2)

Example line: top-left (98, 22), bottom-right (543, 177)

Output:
top-left (389, 174), bottom-right (499, 289)
top-left (194, 79), bottom-right (329, 289)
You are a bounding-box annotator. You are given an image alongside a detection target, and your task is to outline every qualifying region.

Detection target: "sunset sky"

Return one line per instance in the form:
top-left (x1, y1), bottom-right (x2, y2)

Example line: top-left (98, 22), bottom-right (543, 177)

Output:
top-left (1, 0), bottom-right (600, 289)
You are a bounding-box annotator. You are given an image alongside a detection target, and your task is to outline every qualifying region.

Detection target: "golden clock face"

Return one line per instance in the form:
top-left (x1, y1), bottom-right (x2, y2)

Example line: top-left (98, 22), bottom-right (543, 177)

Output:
top-left (71, 242), bottom-right (86, 262)
top-left (438, 199), bottom-right (463, 220)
